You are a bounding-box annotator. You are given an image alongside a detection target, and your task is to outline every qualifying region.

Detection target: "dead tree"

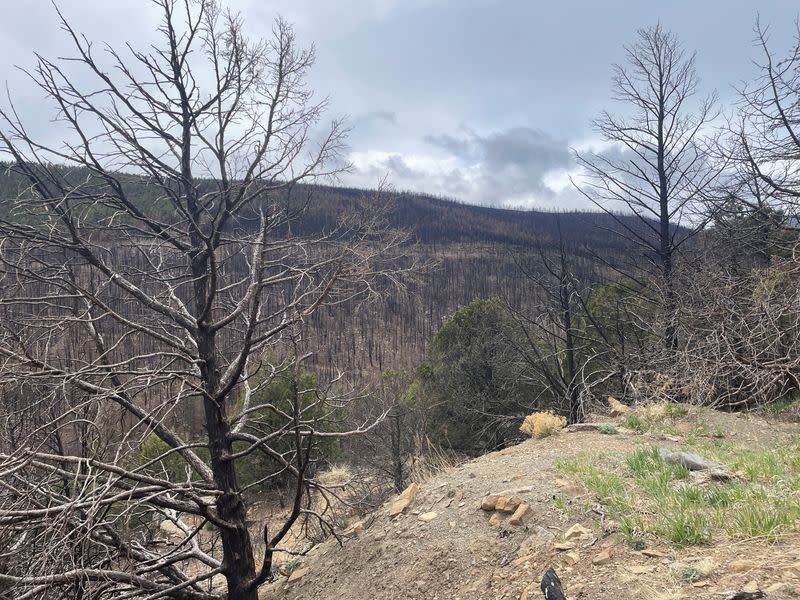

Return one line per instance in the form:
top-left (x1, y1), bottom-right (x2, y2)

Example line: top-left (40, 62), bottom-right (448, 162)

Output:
top-left (737, 22), bottom-right (800, 207)
top-left (575, 24), bottom-right (720, 350)
top-left (0, 2), bottom-right (409, 599)
top-left (507, 220), bottom-right (590, 424)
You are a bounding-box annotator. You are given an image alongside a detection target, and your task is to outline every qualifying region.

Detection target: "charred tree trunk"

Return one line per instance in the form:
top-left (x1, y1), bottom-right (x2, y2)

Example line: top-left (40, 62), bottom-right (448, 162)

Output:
top-left (540, 568), bottom-right (567, 600)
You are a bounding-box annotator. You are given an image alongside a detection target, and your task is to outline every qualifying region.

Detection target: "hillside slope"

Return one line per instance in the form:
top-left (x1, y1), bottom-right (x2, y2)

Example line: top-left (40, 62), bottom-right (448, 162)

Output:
top-left (262, 407), bottom-right (800, 600)
top-left (0, 165), bottom-right (655, 381)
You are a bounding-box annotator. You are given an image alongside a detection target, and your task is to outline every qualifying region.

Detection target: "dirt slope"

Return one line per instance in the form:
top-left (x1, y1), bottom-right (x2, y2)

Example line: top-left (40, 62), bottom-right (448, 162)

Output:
top-left (261, 407), bottom-right (800, 600)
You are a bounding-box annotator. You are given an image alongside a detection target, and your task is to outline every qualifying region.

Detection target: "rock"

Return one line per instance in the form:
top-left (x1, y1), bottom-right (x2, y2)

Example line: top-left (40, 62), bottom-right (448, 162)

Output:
top-left (592, 548), bottom-right (612, 565)
top-left (730, 559), bottom-right (759, 573)
top-left (399, 482), bottom-right (419, 500)
top-left (564, 524), bottom-right (592, 540)
top-left (388, 482), bottom-right (419, 517)
top-left (742, 581), bottom-right (760, 594)
top-left (488, 513), bottom-right (501, 527)
top-left (658, 447), bottom-right (733, 479)
top-left (418, 511), bottom-right (437, 523)
top-left (388, 497), bottom-right (412, 517)
top-left (641, 548), bottom-right (669, 558)
top-left (766, 582), bottom-right (791, 593)
top-left (287, 567), bottom-right (307, 583)
top-left (527, 526), bottom-right (556, 549)
top-left (564, 551), bottom-right (580, 565)
top-left (608, 396), bottom-right (629, 417)
top-left (509, 503), bottom-right (531, 526)
top-left (495, 496), bottom-right (524, 513)
top-left (481, 494), bottom-right (501, 511)
top-left (554, 541), bottom-right (575, 551)
top-left (511, 554), bottom-right (535, 567)
top-left (342, 520), bottom-right (365, 537)
top-left (520, 583), bottom-right (537, 600)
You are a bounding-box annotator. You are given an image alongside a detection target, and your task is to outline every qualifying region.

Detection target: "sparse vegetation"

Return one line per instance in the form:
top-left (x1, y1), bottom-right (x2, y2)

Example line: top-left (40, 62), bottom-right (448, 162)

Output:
top-left (559, 425), bottom-right (800, 548)
top-left (1, 2), bottom-right (800, 599)
top-left (520, 411), bottom-right (567, 439)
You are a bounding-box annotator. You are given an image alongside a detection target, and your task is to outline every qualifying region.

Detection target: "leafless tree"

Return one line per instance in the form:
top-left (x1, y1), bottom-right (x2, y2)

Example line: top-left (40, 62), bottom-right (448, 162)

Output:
top-left (507, 219), bottom-right (629, 423)
top-left (0, 2), bottom-right (409, 599)
top-left (575, 24), bottom-right (720, 349)
top-left (734, 21), bottom-right (800, 221)
top-left (630, 253), bottom-right (800, 409)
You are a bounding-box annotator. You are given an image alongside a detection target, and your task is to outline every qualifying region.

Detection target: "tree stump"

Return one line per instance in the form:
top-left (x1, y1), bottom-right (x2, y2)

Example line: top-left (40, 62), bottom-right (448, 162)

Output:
top-left (540, 568), bottom-right (567, 600)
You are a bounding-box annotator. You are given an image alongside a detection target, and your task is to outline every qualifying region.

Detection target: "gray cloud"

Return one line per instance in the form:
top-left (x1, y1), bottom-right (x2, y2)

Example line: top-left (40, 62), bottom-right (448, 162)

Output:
top-left (1, 0), bottom-right (797, 209)
top-left (349, 125), bottom-right (578, 208)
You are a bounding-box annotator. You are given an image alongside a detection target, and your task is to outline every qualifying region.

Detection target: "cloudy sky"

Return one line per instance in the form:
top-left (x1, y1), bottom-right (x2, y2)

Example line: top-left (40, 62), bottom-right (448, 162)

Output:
top-left (0, 1), bottom-right (797, 209)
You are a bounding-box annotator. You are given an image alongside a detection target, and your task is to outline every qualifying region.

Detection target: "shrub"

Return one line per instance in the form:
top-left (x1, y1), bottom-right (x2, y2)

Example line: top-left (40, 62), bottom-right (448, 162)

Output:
top-left (520, 411), bottom-right (567, 439)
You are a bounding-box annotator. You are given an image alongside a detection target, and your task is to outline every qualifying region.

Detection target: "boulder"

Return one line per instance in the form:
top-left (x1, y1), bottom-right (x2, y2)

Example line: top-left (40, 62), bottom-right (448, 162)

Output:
top-left (658, 448), bottom-right (734, 479)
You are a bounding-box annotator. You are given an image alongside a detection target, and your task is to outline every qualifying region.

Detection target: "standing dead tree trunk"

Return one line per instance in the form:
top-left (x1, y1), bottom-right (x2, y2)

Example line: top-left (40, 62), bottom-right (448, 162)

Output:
top-left (575, 24), bottom-right (720, 351)
top-left (0, 2), bottom-right (410, 599)
top-left (507, 219), bottom-right (591, 424)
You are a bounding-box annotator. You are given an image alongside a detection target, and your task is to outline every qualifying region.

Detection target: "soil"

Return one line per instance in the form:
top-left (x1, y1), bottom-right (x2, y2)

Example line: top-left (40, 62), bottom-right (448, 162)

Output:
top-left (259, 406), bottom-right (800, 600)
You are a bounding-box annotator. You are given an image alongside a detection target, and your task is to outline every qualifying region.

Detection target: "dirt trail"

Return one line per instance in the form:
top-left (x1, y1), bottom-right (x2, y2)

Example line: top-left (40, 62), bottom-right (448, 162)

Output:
top-left (261, 408), bottom-right (800, 600)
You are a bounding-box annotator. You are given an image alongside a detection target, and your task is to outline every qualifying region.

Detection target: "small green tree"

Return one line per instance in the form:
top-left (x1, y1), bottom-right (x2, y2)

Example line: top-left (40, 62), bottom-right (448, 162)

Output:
top-left (232, 361), bottom-right (342, 492)
top-left (414, 298), bottom-right (534, 455)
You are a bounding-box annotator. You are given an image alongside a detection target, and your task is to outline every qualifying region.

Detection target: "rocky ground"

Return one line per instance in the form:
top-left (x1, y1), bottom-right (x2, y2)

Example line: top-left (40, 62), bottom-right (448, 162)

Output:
top-left (260, 406), bottom-right (800, 600)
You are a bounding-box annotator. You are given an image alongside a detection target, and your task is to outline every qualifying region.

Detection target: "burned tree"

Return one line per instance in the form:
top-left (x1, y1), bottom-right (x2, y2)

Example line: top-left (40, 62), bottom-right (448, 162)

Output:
top-left (576, 24), bottom-right (719, 349)
top-left (0, 2), bottom-right (408, 599)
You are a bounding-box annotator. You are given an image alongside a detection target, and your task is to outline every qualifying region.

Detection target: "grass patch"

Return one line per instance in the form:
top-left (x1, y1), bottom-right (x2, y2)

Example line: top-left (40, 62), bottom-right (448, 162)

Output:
top-left (657, 510), bottom-right (711, 546)
top-left (558, 439), bottom-right (800, 548)
top-left (621, 413), bottom-right (647, 433)
top-left (620, 403), bottom-right (689, 438)
top-left (664, 402), bottom-right (689, 418)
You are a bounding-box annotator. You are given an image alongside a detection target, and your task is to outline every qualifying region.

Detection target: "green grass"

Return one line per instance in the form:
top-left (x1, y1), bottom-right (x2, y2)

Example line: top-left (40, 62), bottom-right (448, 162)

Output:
top-left (558, 439), bottom-right (800, 548)
top-left (664, 402), bottom-right (690, 418)
top-left (676, 565), bottom-right (706, 582)
top-left (621, 413), bottom-right (647, 433)
top-left (619, 403), bottom-right (689, 438)
top-left (657, 510), bottom-right (711, 546)
top-left (598, 424), bottom-right (618, 435)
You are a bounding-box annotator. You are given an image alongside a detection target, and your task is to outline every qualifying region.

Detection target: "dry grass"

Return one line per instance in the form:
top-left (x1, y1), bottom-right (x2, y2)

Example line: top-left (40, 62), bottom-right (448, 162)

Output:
top-left (409, 435), bottom-right (461, 483)
top-left (520, 411), bottom-right (566, 439)
top-left (639, 587), bottom-right (683, 600)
